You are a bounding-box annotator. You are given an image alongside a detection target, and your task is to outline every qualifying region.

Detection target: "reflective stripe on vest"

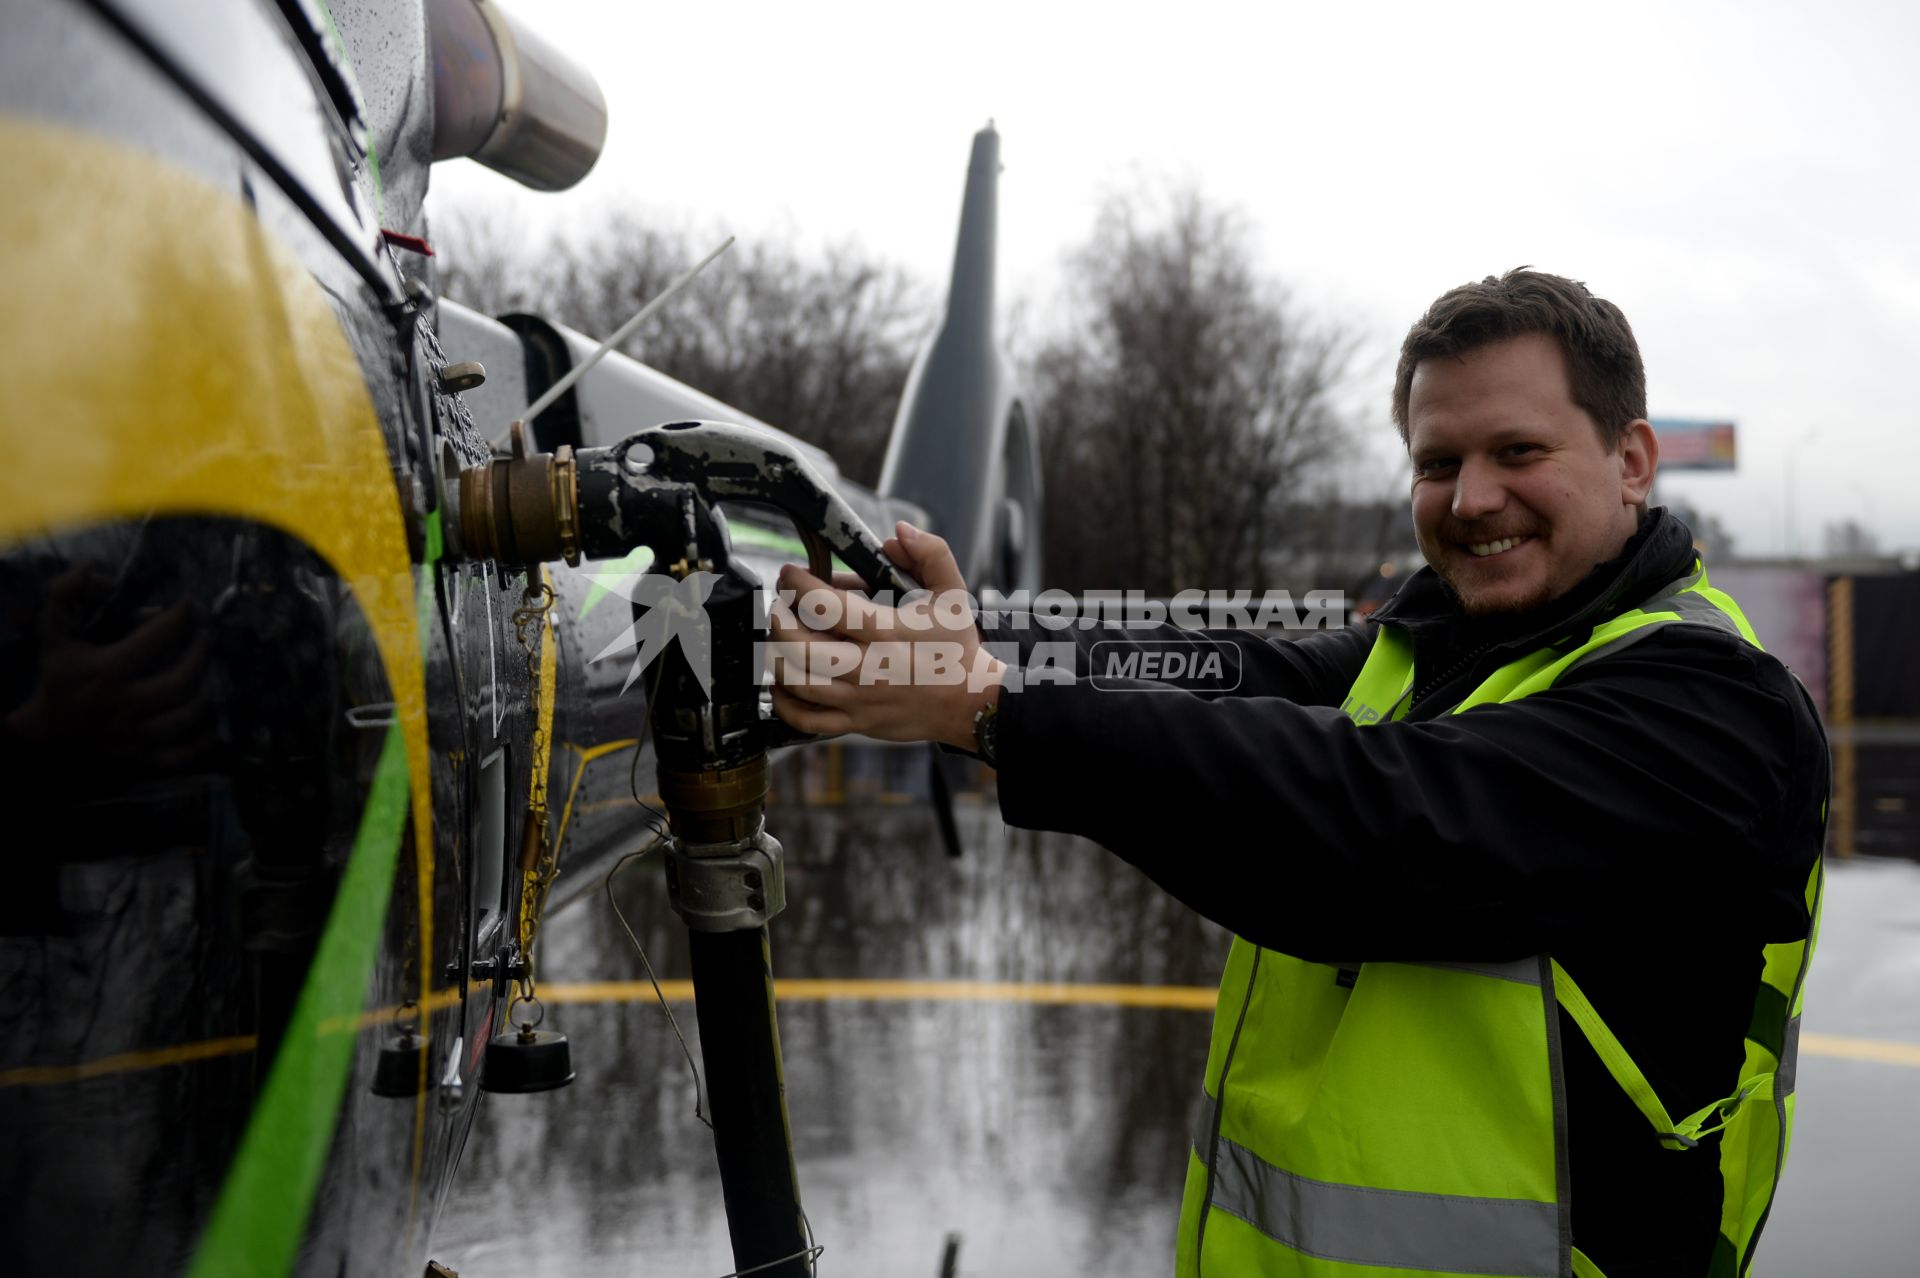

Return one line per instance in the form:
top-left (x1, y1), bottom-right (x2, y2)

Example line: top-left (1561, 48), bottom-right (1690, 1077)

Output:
top-left (1178, 562), bottom-right (1824, 1278)
top-left (1208, 1130), bottom-right (1561, 1275)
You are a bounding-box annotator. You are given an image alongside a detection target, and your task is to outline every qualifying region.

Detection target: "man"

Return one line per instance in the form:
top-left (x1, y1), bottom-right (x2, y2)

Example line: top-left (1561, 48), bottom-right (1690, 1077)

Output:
top-left (771, 269), bottom-right (1827, 1277)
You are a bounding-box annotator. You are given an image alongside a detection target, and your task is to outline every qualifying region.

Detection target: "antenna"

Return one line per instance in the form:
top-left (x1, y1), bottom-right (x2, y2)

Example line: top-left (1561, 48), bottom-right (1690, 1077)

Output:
top-left (494, 235), bottom-right (737, 448)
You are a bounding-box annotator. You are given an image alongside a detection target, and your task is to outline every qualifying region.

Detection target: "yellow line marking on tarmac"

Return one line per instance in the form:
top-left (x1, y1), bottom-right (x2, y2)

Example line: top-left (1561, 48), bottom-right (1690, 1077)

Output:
top-left (1800, 1031), bottom-right (1920, 1068)
top-left (327, 985), bottom-right (465, 1035)
top-left (544, 981), bottom-right (1920, 1063)
top-left (0, 1036), bottom-right (257, 1087)
top-left (11, 993), bottom-right (1919, 1088)
top-left (542, 979), bottom-right (1222, 1009)
top-left (6, 989), bottom-right (470, 1088)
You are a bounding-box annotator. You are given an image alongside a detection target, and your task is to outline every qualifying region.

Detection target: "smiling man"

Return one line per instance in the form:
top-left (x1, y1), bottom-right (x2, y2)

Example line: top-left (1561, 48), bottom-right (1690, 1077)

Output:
top-left (1405, 327), bottom-right (1656, 618)
top-left (772, 269), bottom-right (1828, 1277)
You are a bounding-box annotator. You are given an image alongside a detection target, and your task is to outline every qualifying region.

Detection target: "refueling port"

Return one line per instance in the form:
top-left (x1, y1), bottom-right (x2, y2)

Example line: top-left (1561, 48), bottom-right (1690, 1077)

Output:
top-left (457, 420), bottom-right (580, 567)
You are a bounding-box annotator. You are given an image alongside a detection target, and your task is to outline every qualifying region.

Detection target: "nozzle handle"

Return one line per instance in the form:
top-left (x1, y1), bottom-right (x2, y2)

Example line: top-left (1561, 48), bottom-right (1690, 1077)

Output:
top-left (622, 421), bottom-right (920, 598)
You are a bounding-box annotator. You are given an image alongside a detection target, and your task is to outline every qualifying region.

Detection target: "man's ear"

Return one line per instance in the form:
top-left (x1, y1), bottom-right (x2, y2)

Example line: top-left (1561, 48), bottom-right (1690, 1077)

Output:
top-left (1619, 419), bottom-right (1658, 506)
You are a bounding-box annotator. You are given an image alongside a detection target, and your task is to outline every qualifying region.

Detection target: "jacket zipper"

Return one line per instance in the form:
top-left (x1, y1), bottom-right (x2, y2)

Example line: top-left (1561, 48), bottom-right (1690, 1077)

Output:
top-left (1409, 639), bottom-right (1495, 710)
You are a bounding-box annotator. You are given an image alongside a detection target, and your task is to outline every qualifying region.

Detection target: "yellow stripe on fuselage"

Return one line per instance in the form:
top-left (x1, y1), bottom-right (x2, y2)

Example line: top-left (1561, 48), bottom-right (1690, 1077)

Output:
top-left (0, 117), bottom-right (434, 1181)
top-left (0, 118), bottom-right (429, 899)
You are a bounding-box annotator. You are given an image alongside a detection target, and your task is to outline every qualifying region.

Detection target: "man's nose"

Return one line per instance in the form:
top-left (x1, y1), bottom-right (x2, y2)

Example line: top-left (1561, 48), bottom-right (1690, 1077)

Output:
top-left (1451, 458), bottom-right (1508, 521)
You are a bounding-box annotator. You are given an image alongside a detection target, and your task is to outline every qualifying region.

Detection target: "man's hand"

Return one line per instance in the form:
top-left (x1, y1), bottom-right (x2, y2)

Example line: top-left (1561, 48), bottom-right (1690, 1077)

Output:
top-left (769, 522), bottom-right (1005, 750)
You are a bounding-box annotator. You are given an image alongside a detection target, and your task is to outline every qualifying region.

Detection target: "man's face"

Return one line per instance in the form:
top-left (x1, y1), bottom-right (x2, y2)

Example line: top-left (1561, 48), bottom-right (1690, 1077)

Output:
top-left (1407, 332), bottom-right (1657, 616)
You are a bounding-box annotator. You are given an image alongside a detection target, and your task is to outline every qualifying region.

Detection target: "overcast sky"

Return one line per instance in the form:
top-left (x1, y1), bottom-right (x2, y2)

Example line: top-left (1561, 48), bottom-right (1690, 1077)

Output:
top-left (430, 0), bottom-right (1919, 559)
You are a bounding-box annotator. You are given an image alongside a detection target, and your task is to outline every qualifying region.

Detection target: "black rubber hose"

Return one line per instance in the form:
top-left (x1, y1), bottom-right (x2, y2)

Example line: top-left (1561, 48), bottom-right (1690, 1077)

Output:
top-left (688, 926), bottom-right (809, 1277)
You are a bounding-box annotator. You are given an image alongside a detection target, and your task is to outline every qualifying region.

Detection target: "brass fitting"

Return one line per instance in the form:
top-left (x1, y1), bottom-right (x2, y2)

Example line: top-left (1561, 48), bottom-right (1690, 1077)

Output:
top-left (458, 421), bottom-right (581, 566)
top-left (659, 758), bottom-right (770, 845)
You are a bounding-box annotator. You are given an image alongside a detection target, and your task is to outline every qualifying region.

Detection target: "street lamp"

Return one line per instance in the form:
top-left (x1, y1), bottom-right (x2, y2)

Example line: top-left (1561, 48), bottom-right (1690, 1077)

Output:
top-left (1783, 428), bottom-right (1821, 559)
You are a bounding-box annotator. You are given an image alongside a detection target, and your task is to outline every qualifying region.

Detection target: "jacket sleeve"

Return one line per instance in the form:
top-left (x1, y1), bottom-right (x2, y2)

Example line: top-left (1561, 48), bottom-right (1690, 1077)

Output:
top-left (993, 627), bottom-right (1825, 961)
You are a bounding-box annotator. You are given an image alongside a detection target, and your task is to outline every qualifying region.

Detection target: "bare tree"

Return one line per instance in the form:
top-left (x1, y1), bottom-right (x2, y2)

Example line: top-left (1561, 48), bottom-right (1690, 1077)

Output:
top-left (431, 205), bottom-right (554, 317)
top-left (433, 211), bottom-right (925, 486)
top-left (1026, 189), bottom-right (1359, 595)
top-left (1823, 519), bottom-right (1876, 559)
top-left (1663, 497), bottom-right (1742, 561)
top-left (435, 187), bottom-right (1360, 533)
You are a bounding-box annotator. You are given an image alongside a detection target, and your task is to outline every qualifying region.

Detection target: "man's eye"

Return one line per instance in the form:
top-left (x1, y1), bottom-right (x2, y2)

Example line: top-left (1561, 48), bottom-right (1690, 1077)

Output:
top-left (1501, 443), bottom-right (1540, 460)
top-left (1414, 459), bottom-right (1457, 477)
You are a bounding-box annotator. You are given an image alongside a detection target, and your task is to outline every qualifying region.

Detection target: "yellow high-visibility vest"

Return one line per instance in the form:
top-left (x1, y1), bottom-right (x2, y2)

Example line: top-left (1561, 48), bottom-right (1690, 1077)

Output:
top-left (1176, 565), bottom-right (1823, 1278)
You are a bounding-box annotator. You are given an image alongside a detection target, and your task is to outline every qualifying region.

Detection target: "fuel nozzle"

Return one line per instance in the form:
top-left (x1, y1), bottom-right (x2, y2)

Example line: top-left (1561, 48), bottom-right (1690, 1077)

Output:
top-left (454, 418), bottom-right (915, 594)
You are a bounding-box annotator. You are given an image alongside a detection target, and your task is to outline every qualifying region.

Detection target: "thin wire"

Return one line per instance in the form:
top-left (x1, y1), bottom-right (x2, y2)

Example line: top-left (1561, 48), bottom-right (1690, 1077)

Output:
top-left (712, 1237), bottom-right (825, 1278)
top-left (605, 848), bottom-right (826, 1278)
top-left (800, 1207), bottom-right (820, 1277)
top-left (606, 645), bottom-right (702, 1122)
top-left (502, 235), bottom-right (736, 443)
top-left (604, 837), bottom-right (708, 1128)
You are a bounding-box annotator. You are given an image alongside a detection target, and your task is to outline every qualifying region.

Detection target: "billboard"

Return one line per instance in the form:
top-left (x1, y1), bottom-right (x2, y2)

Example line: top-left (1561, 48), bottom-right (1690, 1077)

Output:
top-left (1651, 418), bottom-right (1737, 470)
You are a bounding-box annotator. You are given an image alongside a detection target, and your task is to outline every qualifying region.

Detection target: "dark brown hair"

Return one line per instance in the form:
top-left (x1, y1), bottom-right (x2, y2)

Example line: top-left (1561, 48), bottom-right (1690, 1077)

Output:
top-left (1390, 268), bottom-right (1647, 450)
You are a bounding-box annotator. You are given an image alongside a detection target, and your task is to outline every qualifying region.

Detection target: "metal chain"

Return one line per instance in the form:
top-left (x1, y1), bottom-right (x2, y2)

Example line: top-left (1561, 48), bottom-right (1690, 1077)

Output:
top-left (512, 579), bottom-right (560, 1002)
top-left (511, 579), bottom-right (556, 685)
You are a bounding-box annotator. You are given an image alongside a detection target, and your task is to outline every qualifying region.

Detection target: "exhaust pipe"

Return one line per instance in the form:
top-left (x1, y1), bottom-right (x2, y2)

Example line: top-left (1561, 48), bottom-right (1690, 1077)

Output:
top-left (427, 0), bottom-right (608, 191)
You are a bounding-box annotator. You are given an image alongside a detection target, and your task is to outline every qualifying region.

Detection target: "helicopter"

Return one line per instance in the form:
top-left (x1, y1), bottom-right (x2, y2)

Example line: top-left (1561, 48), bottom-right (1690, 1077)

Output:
top-left (0, 0), bottom-right (1040, 1273)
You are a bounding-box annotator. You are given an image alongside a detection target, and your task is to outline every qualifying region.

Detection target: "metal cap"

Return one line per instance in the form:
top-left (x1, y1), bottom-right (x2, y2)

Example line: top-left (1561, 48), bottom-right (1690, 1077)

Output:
top-left (480, 1026), bottom-right (576, 1094)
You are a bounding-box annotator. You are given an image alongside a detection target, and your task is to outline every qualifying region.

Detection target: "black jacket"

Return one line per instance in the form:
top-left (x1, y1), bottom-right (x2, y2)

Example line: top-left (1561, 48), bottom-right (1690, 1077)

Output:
top-left (988, 510), bottom-right (1828, 1274)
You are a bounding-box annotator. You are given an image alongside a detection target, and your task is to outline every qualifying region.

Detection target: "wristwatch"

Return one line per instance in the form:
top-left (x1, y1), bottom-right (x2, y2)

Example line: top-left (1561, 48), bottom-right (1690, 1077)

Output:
top-left (972, 699), bottom-right (1000, 769)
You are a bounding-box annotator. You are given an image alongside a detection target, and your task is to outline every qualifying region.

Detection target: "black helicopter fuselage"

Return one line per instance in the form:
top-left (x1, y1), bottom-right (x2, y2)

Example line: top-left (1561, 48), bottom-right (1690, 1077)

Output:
top-left (0, 3), bottom-right (1036, 1274)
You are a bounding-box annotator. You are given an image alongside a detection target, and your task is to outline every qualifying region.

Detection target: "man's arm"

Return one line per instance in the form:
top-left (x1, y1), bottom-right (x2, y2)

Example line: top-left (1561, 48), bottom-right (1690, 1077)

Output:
top-left (768, 524), bottom-right (1822, 960)
top-left (768, 523), bottom-right (1367, 746)
top-left (994, 628), bottom-right (1824, 961)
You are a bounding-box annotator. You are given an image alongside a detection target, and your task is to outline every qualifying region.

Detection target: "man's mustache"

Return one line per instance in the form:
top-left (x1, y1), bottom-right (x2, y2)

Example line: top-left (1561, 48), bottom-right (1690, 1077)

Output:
top-left (1436, 520), bottom-right (1541, 543)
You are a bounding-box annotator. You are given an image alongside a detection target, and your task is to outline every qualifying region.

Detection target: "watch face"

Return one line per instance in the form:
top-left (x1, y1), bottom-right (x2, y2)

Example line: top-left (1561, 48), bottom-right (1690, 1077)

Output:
top-left (976, 704), bottom-right (999, 765)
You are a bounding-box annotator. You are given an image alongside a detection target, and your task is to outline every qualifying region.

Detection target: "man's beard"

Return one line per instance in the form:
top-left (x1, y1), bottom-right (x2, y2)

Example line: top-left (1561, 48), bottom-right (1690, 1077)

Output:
top-left (1430, 517), bottom-right (1550, 616)
top-left (1443, 569), bottom-right (1558, 617)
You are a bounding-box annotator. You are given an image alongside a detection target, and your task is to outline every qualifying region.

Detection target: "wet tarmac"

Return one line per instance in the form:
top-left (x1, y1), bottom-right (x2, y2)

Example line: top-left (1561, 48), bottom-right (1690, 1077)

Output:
top-left (430, 800), bottom-right (1920, 1277)
top-left (1762, 855), bottom-right (1920, 1276)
